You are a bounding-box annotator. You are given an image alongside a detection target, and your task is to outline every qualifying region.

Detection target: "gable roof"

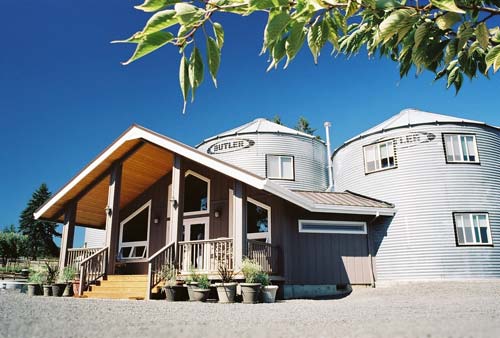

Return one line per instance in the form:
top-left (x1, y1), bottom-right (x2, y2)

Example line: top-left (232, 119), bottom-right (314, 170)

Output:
top-left (197, 118), bottom-right (321, 146)
top-left (35, 125), bottom-right (395, 221)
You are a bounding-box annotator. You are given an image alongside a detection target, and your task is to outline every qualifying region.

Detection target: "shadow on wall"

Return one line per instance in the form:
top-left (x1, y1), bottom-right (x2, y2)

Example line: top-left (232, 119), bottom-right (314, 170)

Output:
top-left (370, 217), bottom-right (392, 257)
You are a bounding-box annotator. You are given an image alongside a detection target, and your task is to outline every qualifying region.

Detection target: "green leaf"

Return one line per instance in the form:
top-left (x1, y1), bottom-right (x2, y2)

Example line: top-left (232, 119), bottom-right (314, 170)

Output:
top-left (375, 8), bottom-right (418, 44)
top-left (447, 66), bottom-right (459, 88)
top-left (307, 19), bottom-right (329, 64)
top-left (475, 22), bottom-right (489, 50)
top-left (188, 47), bottom-right (204, 101)
top-left (454, 71), bottom-right (463, 93)
top-left (174, 3), bottom-right (204, 25)
top-left (179, 56), bottom-right (190, 113)
top-left (435, 12), bottom-right (461, 31)
top-left (140, 10), bottom-right (178, 36)
top-left (206, 37), bottom-right (221, 87)
top-left (213, 22), bottom-right (225, 49)
top-left (119, 31), bottom-right (174, 65)
top-left (135, 0), bottom-right (181, 12)
top-left (375, 0), bottom-right (400, 10)
top-left (485, 45), bottom-right (500, 73)
top-left (249, 0), bottom-right (288, 10)
top-left (111, 32), bottom-right (144, 44)
top-left (332, 9), bottom-right (347, 35)
top-left (457, 23), bottom-right (474, 51)
top-left (445, 39), bottom-right (458, 64)
top-left (430, 0), bottom-right (465, 14)
top-left (414, 22), bottom-right (432, 50)
top-left (264, 10), bottom-right (291, 51)
top-left (346, 0), bottom-right (361, 18)
top-left (285, 19), bottom-right (307, 68)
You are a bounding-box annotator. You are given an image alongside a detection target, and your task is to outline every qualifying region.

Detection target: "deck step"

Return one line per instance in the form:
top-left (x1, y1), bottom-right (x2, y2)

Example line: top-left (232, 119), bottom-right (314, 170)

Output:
top-left (83, 274), bottom-right (150, 300)
top-left (105, 274), bottom-right (148, 282)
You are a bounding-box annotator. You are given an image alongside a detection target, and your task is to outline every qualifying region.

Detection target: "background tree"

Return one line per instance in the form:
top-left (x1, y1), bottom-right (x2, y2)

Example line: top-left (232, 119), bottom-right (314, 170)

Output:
top-left (271, 114), bottom-right (283, 125)
top-left (295, 116), bottom-right (317, 135)
top-left (114, 0), bottom-right (500, 111)
top-left (0, 230), bottom-right (28, 266)
top-left (19, 184), bottom-right (60, 260)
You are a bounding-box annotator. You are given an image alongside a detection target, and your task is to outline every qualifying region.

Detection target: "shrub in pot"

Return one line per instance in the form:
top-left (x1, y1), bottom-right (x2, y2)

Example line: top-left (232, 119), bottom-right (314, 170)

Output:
top-left (192, 275), bottom-right (211, 302)
top-left (161, 264), bottom-right (185, 302)
top-left (256, 271), bottom-right (278, 303)
top-left (27, 271), bottom-right (43, 296)
top-left (61, 266), bottom-right (76, 297)
top-left (185, 268), bottom-right (201, 301)
top-left (240, 258), bottom-right (262, 304)
top-left (42, 262), bottom-right (59, 297)
top-left (215, 263), bottom-right (237, 303)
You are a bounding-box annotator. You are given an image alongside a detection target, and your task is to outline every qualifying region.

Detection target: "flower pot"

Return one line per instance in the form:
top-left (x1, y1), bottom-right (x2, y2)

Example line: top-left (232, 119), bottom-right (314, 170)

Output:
top-left (163, 285), bottom-right (187, 301)
top-left (43, 285), bottom-right (52, 297)
top-left (186, 282), bottom-right (199, 301)
top-left (52, 283), bottom-right (66, 297)
top-left (261, 285), bottom-right (279, 303)
top-left (192, 288), bottom-right (210, 302)
top-left (72, 279), bottom-right (80, 296)
top-left (240, 283), bottom-right (262, 304)
top-left (27, 283), bottom-right (41, 296)
top-left (63, 283), bottom-right (73, 297)
top-left (215, 282), bottom-right (237, 303)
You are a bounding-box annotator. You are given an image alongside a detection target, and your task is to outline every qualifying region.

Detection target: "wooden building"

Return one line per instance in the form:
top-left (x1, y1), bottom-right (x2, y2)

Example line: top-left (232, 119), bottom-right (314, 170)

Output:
top-left (34, 123), bottom-right (395, 299)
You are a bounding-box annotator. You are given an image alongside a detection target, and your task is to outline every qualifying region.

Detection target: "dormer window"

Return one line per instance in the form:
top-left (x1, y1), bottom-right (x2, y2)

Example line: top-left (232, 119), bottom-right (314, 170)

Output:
top-left (266, 155), bottom-right (294, 180)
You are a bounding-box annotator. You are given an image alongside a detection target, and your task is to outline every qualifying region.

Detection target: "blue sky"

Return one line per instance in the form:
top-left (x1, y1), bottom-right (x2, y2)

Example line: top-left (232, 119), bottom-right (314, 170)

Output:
top-left (1, 1), bottom-right (499, 247)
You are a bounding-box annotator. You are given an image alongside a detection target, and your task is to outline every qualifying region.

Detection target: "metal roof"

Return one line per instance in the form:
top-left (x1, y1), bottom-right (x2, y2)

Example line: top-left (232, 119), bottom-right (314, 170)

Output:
top-left (198, 118), bottom-right (319, 146)
top-left (293, 190), bottom-right (394, 209)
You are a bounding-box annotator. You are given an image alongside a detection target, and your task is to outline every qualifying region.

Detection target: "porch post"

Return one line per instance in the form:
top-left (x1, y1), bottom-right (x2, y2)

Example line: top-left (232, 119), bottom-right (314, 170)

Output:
top-left (170, 154), bottom-right (184, 263)
top-left (59, 201), bottom-right (76, 273)
top-left (232, 180), bottom-right (247, 270)
top-left (105, 162), bottom-right (122, 275)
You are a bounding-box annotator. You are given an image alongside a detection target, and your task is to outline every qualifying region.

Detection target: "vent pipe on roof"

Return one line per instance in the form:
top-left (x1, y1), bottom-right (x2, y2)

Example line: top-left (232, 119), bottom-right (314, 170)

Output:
top-left (324, 122), bottom-right (334, 192)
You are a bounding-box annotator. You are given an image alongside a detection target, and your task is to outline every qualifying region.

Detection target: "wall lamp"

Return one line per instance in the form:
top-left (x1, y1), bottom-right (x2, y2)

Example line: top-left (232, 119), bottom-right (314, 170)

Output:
top-left (214, 210), bottom-right (221, 218)
top-left (105, 206), bottom-right (112, 217)
top-left (170, 199), bottom-right (178, 209)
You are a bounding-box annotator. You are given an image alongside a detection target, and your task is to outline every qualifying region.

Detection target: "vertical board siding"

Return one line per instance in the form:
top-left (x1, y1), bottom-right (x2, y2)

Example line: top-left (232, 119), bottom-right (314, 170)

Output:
top-left (333, 124), bottom-right (500, 280)
top-left (197, 133), bottom-right (329, 191)
top-left (84, 228), bottom-right (106, 248)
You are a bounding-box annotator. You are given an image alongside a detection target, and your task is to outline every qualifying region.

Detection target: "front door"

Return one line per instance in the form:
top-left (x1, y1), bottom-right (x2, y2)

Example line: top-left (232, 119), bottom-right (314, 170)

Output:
top-left (182, 217), bottom-right (209, 242)
top-left (181, 217), bottom-right (209, 270)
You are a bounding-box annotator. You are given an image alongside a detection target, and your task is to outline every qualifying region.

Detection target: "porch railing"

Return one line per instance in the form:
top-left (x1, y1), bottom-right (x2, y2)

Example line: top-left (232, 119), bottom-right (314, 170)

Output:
top-left (147, 242), bottom-right (176, 300)
top-left (66, 248), bottom-right (101, 270)
top-left (247, 240), bottom-right (280, 274)
top-left (78, 247), bottom-right (108, 296)
top-left (178, 238), bottom-right (233, 273)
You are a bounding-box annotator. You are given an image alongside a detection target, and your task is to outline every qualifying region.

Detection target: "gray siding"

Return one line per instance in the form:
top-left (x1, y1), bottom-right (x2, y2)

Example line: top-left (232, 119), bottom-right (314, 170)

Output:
top-left (197, 133), bottom-right (329, 191)
top-left (333, 123), bottom-right (500, 280)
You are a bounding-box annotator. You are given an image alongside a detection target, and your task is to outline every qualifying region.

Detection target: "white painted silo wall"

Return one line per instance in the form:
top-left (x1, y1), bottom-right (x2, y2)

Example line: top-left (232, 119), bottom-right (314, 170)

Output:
top-left (333, 123), bottom-right (500, 280)
top-left (197, 133), bottom-right (329, 191)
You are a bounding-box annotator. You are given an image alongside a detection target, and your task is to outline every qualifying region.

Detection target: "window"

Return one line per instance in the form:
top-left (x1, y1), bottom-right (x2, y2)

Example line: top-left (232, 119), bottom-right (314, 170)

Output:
top-left (443, 134), bottom-right (479, 163)
top-left (184, 171), bottom-right (210, 215)
top-left (298, 220), bottom-right (367, 234)
top-left (267, 155), bottom-right (294, 180)
top-left (247, 198), bottom-right (271, 242)
top-left (363, 140), bottom-right (396, 174)
top-left (454, 213), bottom-right (492, 246)
top-left (118, 201), bottom-right (151, 260)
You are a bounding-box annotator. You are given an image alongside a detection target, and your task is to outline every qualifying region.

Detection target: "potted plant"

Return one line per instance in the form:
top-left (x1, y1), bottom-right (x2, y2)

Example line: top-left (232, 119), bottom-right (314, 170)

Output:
top-left (215, 262), bottom-right (237, 303)
top-left (161, 264), bottom-right (185, 301)
top-left (27, 270), bottom-right (43, 296)
top-left (256, 271), bottom-right (278, 303)
top-left (42, 262), bottom-right (58, 297)
top-left (240, 258), bottom-right (262, 304)
top-left (185, 268), bottom-right (201, 301)
top-left (46, 263), bottom-right (64, 297)
top-left (61, 266), bottom-right (76, 297)
top-left (191, 274), bottom-right (211, 302)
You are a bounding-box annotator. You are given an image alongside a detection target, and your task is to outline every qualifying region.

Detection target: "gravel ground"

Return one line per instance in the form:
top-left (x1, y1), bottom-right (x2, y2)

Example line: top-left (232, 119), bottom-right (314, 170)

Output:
top-left (1, 281), bottom-right (499, 338)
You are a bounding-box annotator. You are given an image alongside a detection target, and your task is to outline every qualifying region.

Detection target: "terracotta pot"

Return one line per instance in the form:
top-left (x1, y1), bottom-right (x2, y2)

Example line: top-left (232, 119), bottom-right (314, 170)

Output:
top-left (72, 280), bottom-right (80, 296)
top-left (215, 282), bottom-right (237, 303)
top-left (163, 285), bottom-right (187, 301)
top-left (261, 285), bottom-right (279, 303)
top-left (240, 283), bottom-right (261, 304)
top-left (186, 282), bottom-right (199, 301)
top-left (192, 288), bottom-right (210, 302)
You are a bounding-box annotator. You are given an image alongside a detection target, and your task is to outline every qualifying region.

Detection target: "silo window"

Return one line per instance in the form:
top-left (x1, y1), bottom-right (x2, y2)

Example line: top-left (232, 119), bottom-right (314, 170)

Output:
top-left (443, 134), bottom-right (479, 163)
top-left (454, 213), bottom-right (492, 246)
top-left (266, 155), bottom-right (294, 180)
top-left (363, 140), bottom-right (396, 174)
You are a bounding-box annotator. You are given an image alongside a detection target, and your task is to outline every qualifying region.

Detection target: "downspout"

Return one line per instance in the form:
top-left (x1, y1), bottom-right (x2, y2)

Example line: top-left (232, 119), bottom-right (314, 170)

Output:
top-left (367, 211), bottom-right (380, 288)
top-left (324, 122), bottom-right (334, 192)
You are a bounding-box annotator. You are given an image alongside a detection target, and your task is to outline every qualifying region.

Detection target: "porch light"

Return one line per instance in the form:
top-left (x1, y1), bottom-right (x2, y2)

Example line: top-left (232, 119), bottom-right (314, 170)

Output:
top-left (153, 218), bottom-right (159, 224)
top-left (170, 199), bottom-right (178, 209)
top-left (214, 210), bottom-right (220, 218)
top-left (105, 206), bottom-right (112, 216)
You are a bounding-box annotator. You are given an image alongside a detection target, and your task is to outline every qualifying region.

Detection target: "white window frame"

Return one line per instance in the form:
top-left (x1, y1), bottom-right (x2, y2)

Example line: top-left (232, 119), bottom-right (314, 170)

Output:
top-left (454, 212), bottom-right (492, 246)
top-left (298, 220), bottom-right (367, 235)
top-left (443, 134), bottom-right (480, 163)
top-left (247, 197), bottom-right (272, 243)
top-left (363, 140), bottom-right (396, 174)
top-left (183, 170), bottom-right (210, 216)
top-left (182, 216), bottom-right (210, 242)
top-left (118, 200), bottom-right (151, 262)
top-left (266, 155), bottom-right (295, 180)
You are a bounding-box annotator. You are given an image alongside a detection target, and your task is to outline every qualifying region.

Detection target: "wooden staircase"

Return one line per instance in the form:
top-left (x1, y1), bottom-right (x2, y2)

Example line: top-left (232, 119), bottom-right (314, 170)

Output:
top-left (83, 275), bottom-right (155, 300)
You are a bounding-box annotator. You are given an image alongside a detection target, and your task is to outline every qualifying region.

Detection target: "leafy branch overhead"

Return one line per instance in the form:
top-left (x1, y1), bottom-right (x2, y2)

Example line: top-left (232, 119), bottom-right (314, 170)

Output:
top-left (114, 0), bottom-right (500, 110)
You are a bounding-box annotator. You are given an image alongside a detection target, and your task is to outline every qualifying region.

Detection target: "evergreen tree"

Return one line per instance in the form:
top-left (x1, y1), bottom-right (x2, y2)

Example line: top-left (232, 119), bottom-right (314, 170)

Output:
top-left (19, 183), bottom-right (60, 259)
top-left (271, 115), bottom-right (282, 125)
top-left (295, 117), bottom-right (316, 136)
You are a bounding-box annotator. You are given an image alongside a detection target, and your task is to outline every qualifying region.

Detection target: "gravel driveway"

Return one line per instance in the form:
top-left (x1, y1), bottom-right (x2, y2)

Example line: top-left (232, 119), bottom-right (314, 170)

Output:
top-left (1, 281), bottom-right (499, 338)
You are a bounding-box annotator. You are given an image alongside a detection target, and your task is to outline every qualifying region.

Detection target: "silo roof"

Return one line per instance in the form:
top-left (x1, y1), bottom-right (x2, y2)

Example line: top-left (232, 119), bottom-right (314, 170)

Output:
top-left (198, 118), bottom-right (319, 146)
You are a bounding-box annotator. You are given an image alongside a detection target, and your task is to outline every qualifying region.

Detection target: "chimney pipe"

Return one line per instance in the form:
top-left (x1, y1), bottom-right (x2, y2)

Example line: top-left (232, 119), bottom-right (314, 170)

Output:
top-left (324, 122), bottom-right (334, 192)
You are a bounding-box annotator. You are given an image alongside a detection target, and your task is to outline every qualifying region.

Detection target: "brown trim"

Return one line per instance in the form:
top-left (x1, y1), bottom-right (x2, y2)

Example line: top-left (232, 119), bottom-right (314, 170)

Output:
top-left (452, 212), bottom-right (494, 247)
top-left (265, 154), bottom-right (296, 181)
top-left (441, 132), bottom-right (481, 165)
